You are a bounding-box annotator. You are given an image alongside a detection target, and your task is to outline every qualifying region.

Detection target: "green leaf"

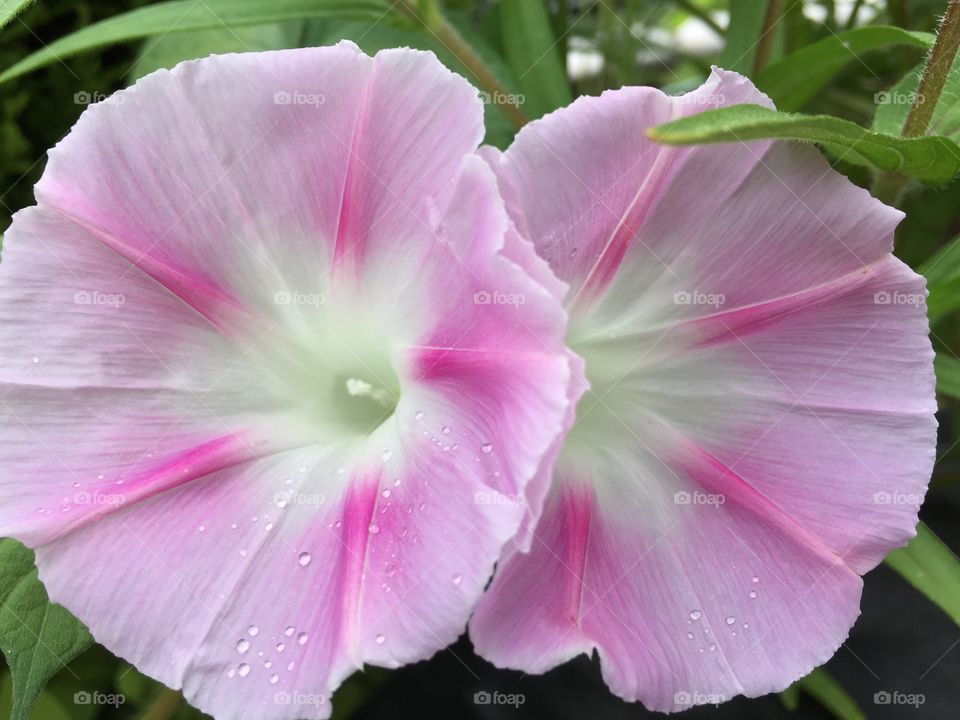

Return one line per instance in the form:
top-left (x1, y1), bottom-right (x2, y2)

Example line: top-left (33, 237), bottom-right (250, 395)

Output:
top-left (796, 668), bottom-right (866, 720)
top-left (499, 0), bottom-right (571, 119)
top-left (757, 27), bottom-right (933, 112)
top-left (886, 522), bottom-right (960, 626)
top-left (874, 53), bottom-right (960, 141)
top-left (0, 0), bottom-right (391, 84)
top-left (0, 538), bottom-right (91, 720)
top-left (935, 353), bottom-right (960, 398)
top-left (0, 0), bottom-right (31, 31)
top-left (647, 104), bottom-right (960, 183)
top-left (919, 233), bottom-right (960, 323)
top-left (130, 22), bottom-right (304, 80)
top-left (720, 0), bottom-right (767, 75)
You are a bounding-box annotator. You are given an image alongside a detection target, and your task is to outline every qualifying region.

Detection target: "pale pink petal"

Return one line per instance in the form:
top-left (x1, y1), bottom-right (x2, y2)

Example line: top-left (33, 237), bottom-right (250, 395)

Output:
top-left (471, 69), bottom-right (935, 710)
top-left (0, 47), bottom-right (572, 720)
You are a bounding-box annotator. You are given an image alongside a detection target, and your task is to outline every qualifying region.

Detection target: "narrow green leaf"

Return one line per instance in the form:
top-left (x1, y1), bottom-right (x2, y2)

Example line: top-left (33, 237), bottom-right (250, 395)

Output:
top-left (0, 538), bottom-right (91, 720)
top-left (0, 0), bottom-right (32, 31)
top-left (757, 27), bottom-right (933, 112)
top-left (796, 668), bottom-right (866, 720)
top-left (935, 353), bottom-right (960, 398)
top-left (648, 104), bottom-right (960, 183)
top-left (886, 522), bottom-right (960, 627)
top-left (720, 0), bottom-right (767, 75)
top-left (0, 0), bottom-right (391, 84)
top-left (920, 236), bottom-right (960, 324)
top-left (499, 0), bottom-right (571, 119)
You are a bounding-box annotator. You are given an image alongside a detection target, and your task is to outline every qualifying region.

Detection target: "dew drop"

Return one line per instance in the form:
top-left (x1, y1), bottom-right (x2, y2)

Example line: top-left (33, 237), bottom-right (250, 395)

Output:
top-left (382, 449), bottom-right (392, 462)
top-left (748, 590), bottom-right (757, 599)
top-left (287, 661), bottom-right (295, 672)
top-left (297, 632), bottom-right (308, 646)
top-left (689, 610), bottom-right (702, 621)
top-left (368, 523), bottom-right (380, 535)
top-left (381, 489), bottom-right (391, 499)
top-left (480, 443), bottom-right (493, 454)
top-left (414, 411), bottom-right (424, 420)
top-left (452, 574), bottom-right (462, 586)
top-left (236, 639), bottom-right (249, 654)
top-left (393, 478), bottom-right (401, 487)
top-left (265, 522), bottom-right (274, 532)
top-left (725, 616), bottom-right (736, 626)
top-left (751, 576), bottom-right (759, 583)
top-left (237, 663), bottom-right (250, 677)
top-left (198, 525), bottom-right (206, 533)
top-left (441, 426), bottom-right (451, 435)
top-left (228, 668), bottom-right (236, 678)
top-left (298, 552), bottom-right (311, 567)
top-left (399, 526), bottom-right (408, 537)
top-left (686, 632), bottom-right (693, 639)
top-left (264, 660), bottom-right (272, 669)
top-left (248, 625), bottom-right (259, 637)
top-left (284, 626), bottom-right (295, 637)
top-left (270, 674), bottom-right (279, 685)
top-left (31, 356), bottom-right (39, 364)
top-left (375, 634), bottom-right (385, 644)
top-left (709, 644), bottom-right (717, 652)
top-left (276, 642), bottom-right (285, 653)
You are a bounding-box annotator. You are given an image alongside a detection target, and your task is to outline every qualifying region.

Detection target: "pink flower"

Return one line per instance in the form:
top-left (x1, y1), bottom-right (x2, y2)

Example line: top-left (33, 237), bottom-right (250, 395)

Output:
top-left (0, 44), bottom-right (574, 719)
top-left (470, 69), bottom-right (937, 711)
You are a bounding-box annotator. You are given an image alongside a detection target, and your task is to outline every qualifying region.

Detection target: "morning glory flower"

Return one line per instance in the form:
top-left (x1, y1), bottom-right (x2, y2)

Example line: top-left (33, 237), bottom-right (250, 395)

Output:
top-left (0, 43), bottom-right (573, 719)
top-left (470, 69), bottom-right (937, 711)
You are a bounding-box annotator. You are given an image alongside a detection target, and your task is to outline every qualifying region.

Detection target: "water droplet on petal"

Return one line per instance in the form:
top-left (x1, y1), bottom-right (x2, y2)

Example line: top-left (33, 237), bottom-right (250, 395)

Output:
top-left (689, 610), bottom-right (702, 621)
top-left (298, 552), bottom-right (311, 567)
top-left (236, 639), bottom-right (249, 654)
top-left (748, 590), bottom-right (757, 599)
top-left (480, 443), bottom-right (493, 454)
top-left (287, 661), bottom-right (295, 671)
top-left (414, 411), bottom-right (424, 420)
top-left (452, 574), bottom-right (462, 586)
top-left (284, 626), bottom-right (295, 637)
top-left (686, 632), bottom-right (693, 639)
top-left (725, 616), bottom-right (736, 626)
top-left (276, 642), bottom-right (285, 652)
top-left (382, 449), bottom-right (392, 462)
top-left (237, 663), bottom-right (250, 677)
top-left (441, 426), bottom-right (451, 435)
top-left (248, 625), bottom-right (259, 637)
top-left (368, 523), bottom-right (380, 535)
top-left (709, 644), bottom-right (716, 652)
top-left (375, 634), bottom-right (385, 644)
top-left (751, 576), bottom-right (759, 583)
top-left (264, 660), bottom-right (272, 669)
top-left (297, 632), bottom-right (308, 646)
top-left (270, 674), bottom-right (279, 684)
top-left (381, 489), bottom-right (391, 499)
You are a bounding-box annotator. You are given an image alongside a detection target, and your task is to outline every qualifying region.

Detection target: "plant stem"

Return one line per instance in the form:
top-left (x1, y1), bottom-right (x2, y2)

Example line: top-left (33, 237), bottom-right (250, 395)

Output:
top-left (142, 688), bottom-right (183, 720)
top-left (672, 0), bottom-right (724, 37)
top-left (752, 0), bottom-right (783, 77)
top-left (397, 0), bottom-right (528, 129)
top-left (843, 0), bottom-right (865, 31)
top-left (873, 0), bottom-right (960, 205)
top-left (903, 0), bottom-right (960, 137)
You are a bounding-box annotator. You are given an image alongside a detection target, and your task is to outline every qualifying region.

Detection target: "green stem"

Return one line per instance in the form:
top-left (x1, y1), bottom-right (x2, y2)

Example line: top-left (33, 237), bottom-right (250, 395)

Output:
top-left (141, 688), bottom-right (182, 720)
top-left (903, 0), bottom-right (960, 137)
top-left (752, 0), bottom-right (783, 77)
top-left (873, 0), bottom-right (960, 205)
top-left (843, 0), bottom-right (865, 31)
top-left (672, 0), bottom-right (724, 37)
top-left (397, 0), bottom-right (528, 129)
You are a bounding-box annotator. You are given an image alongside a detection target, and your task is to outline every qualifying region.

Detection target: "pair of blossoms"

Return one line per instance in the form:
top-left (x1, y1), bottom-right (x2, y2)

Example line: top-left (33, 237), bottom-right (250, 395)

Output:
top-left (0, 42), bottom-right (936, 719)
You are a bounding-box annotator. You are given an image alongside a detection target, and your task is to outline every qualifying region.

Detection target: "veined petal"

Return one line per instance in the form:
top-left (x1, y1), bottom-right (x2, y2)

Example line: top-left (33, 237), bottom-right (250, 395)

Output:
top-left (471, 69), bottom-right (936, 710)
top-left (0, 46), bottom-right (572, 720)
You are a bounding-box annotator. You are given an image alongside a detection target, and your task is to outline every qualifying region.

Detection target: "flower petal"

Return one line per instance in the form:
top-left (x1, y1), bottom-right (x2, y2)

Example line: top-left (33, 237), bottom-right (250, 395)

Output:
top-left (471, 69), bottom-right (935, 710)
top-left (0, 46), bottom-right (572, 720)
